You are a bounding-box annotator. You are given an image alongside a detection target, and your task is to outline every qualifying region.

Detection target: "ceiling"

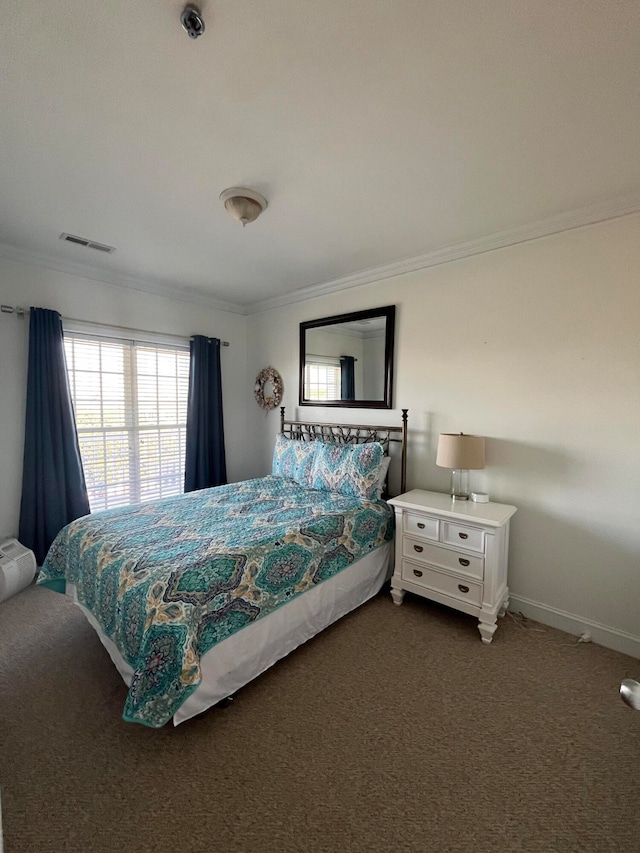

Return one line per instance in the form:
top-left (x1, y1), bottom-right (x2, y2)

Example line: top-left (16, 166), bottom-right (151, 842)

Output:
top-left (1, 0), bottom-right (639, 313)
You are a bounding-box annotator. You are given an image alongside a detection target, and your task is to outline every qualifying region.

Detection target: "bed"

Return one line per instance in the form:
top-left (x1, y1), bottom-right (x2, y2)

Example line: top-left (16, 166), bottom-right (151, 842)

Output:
top-left (38, 408), bottom-right (408, 727)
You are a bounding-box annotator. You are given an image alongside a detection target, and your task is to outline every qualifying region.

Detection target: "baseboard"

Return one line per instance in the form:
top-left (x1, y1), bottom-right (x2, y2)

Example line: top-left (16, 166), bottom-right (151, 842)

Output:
top-left (508, 594), bottom-right (640, 660)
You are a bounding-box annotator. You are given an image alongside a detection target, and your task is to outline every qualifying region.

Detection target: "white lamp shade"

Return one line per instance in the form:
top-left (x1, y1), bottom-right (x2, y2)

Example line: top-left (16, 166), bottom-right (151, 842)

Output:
top-left (436, 434), bottom-right (485, 470)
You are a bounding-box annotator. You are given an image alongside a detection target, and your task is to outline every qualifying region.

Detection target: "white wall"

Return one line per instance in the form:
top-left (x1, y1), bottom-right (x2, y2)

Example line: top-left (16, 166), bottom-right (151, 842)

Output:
top-left (0, 257), bottom-right (250, 541)
top-left (246, 214), bottom-right (640, 651)
top-left (362, 334), bottom-right (385, 399)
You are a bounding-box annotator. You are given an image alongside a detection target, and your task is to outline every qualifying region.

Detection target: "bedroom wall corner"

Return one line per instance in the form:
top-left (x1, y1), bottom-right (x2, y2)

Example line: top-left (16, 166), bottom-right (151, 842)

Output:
top-left (0, 256), bottom-right (250, 542)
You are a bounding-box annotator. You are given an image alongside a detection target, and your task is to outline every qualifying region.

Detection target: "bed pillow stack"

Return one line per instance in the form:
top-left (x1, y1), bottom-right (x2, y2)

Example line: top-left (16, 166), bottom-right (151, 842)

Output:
top-left (271, 434), bottom-right (318, 487)
top-left (310, 441), bottom-right (387, 501)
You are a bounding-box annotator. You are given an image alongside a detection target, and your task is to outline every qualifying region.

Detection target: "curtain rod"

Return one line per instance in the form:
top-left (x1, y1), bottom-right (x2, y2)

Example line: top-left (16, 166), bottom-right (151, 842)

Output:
top-left (0, 305), bottom-right (230, 346)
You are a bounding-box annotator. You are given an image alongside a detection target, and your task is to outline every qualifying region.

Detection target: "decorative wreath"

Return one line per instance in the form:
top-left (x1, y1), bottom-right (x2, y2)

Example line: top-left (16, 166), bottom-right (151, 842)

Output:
top-left (254, 366), bottom-right (283, 411)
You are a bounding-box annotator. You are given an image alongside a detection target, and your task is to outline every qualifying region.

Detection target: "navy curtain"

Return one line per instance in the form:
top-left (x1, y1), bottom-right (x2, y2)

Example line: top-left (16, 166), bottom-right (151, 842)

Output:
top-left (340, 356), bottom-right (356, 401)
top-left (18, 308), bottom-right (90, 565)
top-left (184, 335), bottom-right (227, 492)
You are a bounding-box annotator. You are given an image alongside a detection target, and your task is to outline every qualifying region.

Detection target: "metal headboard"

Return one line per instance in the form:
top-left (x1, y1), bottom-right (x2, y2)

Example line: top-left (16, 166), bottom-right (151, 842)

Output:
top-left (280, 407), bottom-right (408, 496)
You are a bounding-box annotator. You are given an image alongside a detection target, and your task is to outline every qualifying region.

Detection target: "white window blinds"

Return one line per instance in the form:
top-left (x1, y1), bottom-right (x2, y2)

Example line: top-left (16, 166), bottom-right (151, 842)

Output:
top-left (64, 334), bottom-right (190, 512)
top-left (304, 362), bottom-right (341, 401)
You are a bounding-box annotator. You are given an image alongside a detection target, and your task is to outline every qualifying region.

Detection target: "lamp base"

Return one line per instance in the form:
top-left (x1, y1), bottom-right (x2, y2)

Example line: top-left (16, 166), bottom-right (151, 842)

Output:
top-left (450, 469), bottom-right (470, 501)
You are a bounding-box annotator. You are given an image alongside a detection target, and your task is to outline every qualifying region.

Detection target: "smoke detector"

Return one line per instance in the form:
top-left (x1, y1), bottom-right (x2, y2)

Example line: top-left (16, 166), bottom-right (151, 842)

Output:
top-left (181, 5), bottom-right (205, 39)
top-left (219, 188), bottom-right (268, 226)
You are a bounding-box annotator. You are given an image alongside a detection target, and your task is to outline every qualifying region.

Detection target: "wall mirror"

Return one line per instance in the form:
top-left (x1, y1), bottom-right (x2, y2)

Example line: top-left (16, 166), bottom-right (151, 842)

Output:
top-left (299, 305), bottom-right (395, 408)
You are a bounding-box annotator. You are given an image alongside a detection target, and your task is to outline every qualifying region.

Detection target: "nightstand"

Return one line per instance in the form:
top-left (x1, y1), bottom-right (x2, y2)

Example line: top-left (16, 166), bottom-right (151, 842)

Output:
top-left (388, 490), bottom-right (517, 643)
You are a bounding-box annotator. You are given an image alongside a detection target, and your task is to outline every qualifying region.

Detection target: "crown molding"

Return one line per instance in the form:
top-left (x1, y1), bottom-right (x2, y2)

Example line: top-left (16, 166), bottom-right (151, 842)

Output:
top-left (1, 192), bottom-right (639, 318)
top-left (246, 192), bottom-right (640, 314)
top-left (0, 243), bottom-right (248, 316)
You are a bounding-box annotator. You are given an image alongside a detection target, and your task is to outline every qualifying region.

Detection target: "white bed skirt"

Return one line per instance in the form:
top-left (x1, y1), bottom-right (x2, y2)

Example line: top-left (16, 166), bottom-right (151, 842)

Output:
top-left (66, 541), bottom-right (393, 726)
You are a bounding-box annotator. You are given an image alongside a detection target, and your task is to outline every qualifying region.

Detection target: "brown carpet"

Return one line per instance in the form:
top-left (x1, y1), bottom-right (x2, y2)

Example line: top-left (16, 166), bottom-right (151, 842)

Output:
top-left (1, 585), bottom-right (639, 853)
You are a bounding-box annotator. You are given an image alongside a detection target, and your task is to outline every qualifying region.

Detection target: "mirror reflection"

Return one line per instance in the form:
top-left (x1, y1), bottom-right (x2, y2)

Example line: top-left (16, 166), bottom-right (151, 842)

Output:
top-left (299, 306), bottom-right (395, 409)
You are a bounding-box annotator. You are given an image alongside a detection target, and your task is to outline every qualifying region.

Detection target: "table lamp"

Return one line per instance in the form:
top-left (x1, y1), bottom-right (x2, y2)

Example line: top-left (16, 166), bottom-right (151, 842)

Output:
top-left (436, 433), bottom-right (485, 501)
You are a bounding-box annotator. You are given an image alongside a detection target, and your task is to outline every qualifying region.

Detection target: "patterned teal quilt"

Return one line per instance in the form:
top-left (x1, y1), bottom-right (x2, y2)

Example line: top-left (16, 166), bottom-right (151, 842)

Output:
top-left (39, 476), bottom-right (393, 727)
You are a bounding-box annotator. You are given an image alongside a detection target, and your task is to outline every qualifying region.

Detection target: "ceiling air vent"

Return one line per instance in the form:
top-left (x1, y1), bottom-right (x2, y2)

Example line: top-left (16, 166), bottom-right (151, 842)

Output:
top-left (60, 233), bottom-right (116, 254)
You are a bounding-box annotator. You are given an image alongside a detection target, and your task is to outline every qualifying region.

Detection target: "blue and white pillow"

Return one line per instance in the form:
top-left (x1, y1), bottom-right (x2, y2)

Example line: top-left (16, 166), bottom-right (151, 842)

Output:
top-left (272, 435), bottom-right (318, 488)
top-left (310, 441), bottom-right (386, 501)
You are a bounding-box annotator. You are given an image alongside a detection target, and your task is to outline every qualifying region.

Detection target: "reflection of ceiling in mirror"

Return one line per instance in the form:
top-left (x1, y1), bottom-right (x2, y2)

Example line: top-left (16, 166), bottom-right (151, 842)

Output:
top-left (319, 317), bottom-right (386, 339)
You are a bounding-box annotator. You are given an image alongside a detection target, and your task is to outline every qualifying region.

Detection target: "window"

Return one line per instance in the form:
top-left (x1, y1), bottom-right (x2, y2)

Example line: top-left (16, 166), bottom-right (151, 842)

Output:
top-left (304, 361), bottom-right (341, 401)
top-left (64, 334), bottom-right (190, 512)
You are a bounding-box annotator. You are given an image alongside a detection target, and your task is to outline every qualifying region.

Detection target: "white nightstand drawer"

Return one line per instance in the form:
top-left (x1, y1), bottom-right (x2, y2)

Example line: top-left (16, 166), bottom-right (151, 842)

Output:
top-left (402, 537), bottom-right (484, 580)
top-left (441, 521), bottom-right (484, 553)
top-left (401, 560), bottom-right (483, 606)
top-left (404, 513), bottom-right (439, 541)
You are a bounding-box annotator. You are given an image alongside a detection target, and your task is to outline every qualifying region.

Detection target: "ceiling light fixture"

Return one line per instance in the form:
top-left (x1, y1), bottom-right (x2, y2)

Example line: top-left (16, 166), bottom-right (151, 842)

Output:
top-left (181, 5), bottom-right (205, 39)
top-left (219, 188), bottom-right (268, 227)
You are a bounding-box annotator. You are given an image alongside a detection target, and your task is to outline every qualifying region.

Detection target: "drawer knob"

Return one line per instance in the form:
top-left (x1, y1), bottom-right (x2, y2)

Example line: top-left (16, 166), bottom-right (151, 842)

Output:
top-left (458, 584), bottom-right (469, 594)
top-left (459, 558), bottom-right (470, 567)
top-left (417, 522), bottom-right (425, 529)
top-left (458, 532), bottom-right (468, 540)
top-left (413, 569), bottom-right (423, 578)
top-left (413, 545), bottom-right (424, 553)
